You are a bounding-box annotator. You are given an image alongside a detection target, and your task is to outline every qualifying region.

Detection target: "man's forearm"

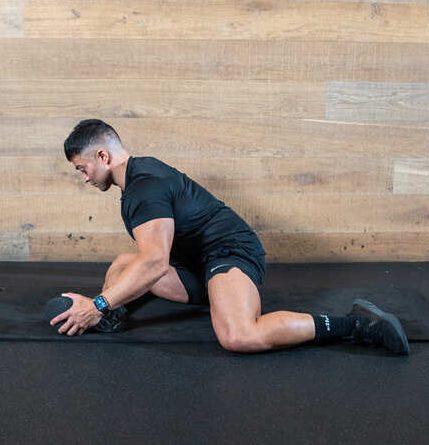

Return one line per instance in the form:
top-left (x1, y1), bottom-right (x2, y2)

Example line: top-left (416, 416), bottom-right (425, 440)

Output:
top-left (101, 254), bottom-right (168, 309)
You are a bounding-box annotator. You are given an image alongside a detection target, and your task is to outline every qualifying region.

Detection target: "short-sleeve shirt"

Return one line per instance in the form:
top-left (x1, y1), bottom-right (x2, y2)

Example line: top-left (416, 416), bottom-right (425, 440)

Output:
top-left (120, 156), bottom-right (266, 266)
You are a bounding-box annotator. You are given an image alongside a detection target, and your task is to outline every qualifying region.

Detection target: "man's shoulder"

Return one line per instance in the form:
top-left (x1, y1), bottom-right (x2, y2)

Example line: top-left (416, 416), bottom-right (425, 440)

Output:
top-left (133, 155), bottom-right (175, 170)
top-left (129, 156), bottom-right (180, 180)
top-left (122, 158), bottom-right (179, 206)
top-left (124, 175), bottom-right (173, 198)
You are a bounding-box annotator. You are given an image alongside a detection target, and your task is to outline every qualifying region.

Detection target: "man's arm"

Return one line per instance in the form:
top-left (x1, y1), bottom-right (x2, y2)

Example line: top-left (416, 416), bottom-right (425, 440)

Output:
top-left (50, 218), bottom-right (174, 336)
top-left (102, 218), bottom-right (174, 309)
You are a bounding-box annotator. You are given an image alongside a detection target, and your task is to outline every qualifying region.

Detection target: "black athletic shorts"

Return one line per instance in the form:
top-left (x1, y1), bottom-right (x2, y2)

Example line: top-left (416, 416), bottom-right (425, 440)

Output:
top-left (171, 246), bottom-right (266, 306)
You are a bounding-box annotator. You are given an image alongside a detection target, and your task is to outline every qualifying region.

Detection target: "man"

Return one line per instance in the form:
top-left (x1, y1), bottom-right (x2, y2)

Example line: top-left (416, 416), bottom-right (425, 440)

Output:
top-left (49, 119), bottom-right (410, 355)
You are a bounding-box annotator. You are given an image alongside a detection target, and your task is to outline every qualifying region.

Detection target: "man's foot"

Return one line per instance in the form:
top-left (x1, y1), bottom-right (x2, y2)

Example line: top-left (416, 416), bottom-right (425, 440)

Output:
top-left (91, 306), bottom-right (129, 333)
top-left (348, 299), bottom-right (410, 355)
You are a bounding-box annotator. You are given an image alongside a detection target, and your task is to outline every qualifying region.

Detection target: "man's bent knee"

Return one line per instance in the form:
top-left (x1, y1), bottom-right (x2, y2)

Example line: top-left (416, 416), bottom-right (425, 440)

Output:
top-left (216, 324), bottom-right (265, 353)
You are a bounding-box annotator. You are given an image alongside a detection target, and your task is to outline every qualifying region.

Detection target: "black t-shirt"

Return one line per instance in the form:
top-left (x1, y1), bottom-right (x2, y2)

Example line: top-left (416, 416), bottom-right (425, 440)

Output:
top-left (120, 156), bottom-right (266, 265)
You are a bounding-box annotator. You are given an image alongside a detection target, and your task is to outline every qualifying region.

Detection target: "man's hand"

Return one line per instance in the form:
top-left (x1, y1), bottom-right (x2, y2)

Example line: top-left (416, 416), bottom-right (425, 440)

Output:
top-left (50, 292), bottom-right (103, 336)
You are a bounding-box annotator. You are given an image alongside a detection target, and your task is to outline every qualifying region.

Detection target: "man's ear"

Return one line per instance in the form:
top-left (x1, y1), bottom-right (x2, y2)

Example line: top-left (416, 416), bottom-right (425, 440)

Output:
top-left (97, 148), bottom-right (111, 164)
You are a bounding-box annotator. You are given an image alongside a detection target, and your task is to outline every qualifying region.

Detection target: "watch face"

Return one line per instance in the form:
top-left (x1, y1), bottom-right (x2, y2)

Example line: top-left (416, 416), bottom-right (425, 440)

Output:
top-left (94, 296), bottom-right (108, 311)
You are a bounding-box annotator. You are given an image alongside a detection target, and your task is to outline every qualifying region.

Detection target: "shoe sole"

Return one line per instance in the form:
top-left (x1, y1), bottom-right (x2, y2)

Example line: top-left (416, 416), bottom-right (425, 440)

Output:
top-left (352, 298), bottom-right (410, 355)
top-left (92, 306), bottom-right (129, 333)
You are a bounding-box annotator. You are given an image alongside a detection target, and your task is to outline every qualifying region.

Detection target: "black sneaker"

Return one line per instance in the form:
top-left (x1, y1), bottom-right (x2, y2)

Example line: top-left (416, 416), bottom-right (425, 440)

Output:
top-left (348, 299), bottom-right (410, 355)
top-left (92, 306), bottom-right (129, 333)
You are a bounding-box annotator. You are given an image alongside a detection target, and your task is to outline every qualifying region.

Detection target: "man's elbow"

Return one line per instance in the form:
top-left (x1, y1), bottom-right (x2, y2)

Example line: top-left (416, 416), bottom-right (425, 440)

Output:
top-left (137, 252), bottom-right (169, 278)
top-left (157, 256), bottom-right (170, 277)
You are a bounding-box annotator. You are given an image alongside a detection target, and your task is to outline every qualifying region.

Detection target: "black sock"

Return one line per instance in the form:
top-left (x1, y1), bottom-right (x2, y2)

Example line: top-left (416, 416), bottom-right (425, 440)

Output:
top-left (311, 314), bottom-right (365, 344)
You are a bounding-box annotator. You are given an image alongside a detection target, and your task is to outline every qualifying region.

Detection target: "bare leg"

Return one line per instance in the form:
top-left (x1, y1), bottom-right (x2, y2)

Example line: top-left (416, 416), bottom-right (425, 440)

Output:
top-left (208, 267), bottom-right (315, 352)
top-left (103, 253), bottom-right (190, 304)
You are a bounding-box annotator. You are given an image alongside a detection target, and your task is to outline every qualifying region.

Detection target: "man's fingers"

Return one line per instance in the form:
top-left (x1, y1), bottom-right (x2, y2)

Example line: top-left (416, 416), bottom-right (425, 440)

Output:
top-left (50, 293), bottom-right (93, 336)
top-left (50, 309), bottom-right (71, 326)
top-left (58, 318), bottom-right (74, 335)
top-left (58, 319), bottom-right (86, 336)
top-left (67, 324), bottom-right (80, 337)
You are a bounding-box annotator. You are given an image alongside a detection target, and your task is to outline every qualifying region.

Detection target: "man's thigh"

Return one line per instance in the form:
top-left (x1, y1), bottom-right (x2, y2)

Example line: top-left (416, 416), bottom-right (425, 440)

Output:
top-left (207, 267), bottom-right (262, 344)
top-left (153, 263), bottom-right (207, 305)
top-left (150, 265), bottom-right (190, 303)
top-left (108, 253), bottom-right (207, 305)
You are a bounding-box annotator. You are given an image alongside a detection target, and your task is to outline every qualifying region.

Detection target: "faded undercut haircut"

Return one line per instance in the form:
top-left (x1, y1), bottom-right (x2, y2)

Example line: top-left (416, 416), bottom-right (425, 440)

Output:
top-left (64, 119), bottom-right (122, 161)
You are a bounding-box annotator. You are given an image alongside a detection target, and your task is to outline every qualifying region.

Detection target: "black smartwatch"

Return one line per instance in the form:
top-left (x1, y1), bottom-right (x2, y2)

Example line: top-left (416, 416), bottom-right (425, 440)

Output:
top-left (92, 295), bottom-right (110, 315)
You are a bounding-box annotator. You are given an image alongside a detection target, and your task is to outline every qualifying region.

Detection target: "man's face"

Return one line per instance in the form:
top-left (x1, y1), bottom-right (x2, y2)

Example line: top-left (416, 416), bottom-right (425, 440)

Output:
top-left (71, 152), bottom-right (113, 192)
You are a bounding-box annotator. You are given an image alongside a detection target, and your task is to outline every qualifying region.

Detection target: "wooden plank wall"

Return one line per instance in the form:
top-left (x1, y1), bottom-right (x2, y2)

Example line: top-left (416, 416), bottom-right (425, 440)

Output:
top-left (1, 0), bottom-right (429, 262)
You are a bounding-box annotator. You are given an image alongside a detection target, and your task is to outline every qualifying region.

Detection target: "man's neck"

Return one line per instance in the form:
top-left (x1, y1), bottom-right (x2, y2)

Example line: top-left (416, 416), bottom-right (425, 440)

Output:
top-left (111, 154), bottom-right (131, 191)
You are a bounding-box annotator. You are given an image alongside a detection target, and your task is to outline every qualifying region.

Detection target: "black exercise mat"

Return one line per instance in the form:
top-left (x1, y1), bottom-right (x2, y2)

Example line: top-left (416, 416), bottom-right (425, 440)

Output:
top-left (1, 261), bottom-right (429, 343)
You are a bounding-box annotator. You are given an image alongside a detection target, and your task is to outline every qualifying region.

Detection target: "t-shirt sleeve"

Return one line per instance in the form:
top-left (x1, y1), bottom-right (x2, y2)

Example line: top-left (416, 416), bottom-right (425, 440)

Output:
top-left (123, 177), bottom-right (174, 231)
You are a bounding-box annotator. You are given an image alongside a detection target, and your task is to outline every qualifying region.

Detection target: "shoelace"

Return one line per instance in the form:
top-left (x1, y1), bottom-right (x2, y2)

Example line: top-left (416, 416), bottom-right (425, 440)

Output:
top-left (95, 307), bottom-right (128, 332)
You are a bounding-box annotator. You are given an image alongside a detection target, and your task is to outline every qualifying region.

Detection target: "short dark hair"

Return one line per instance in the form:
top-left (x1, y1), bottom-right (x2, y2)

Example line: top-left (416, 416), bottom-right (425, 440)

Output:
top-left (64, 119), bottom-right (122, 161)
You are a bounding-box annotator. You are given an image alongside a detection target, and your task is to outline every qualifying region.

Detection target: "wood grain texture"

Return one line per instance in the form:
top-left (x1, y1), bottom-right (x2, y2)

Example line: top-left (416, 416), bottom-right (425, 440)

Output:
top-left (261, 232), bottom-right (429, 262)
top-left (299, 1), bottom-right (429, 3)
top-left (0, 80), bottom-right (324, 119)
top-left (24, 1), bottom-right (429, 42)
top-left (393, 159), bottom-right (429, 195)
top-left (231, 194), bottom-right (429, 233)
top-left (29, 232), bottom-right (136, 262)
top-left (1, 1), bottom-right (428, 262)
top-left (327, 81), bottom-right (429, 123)
top-left (1, 117), bottom-right (428, 158)
top-left (0, 193), bottom-right (124, 233)
top-left (2, 193), bottom-right (429, 234)
top-left (0, 232), bottom-right (29, 261)
top-left (0, 155), bottom-right (391, 195)
top-left (27, 231), bottom-right (429, 263)
top-left (0, 0), bottom-right (23, 37)
top-left (2, 39), bottom-right (429, 82)
top-left (0, 118), bottom-right (75, 155)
